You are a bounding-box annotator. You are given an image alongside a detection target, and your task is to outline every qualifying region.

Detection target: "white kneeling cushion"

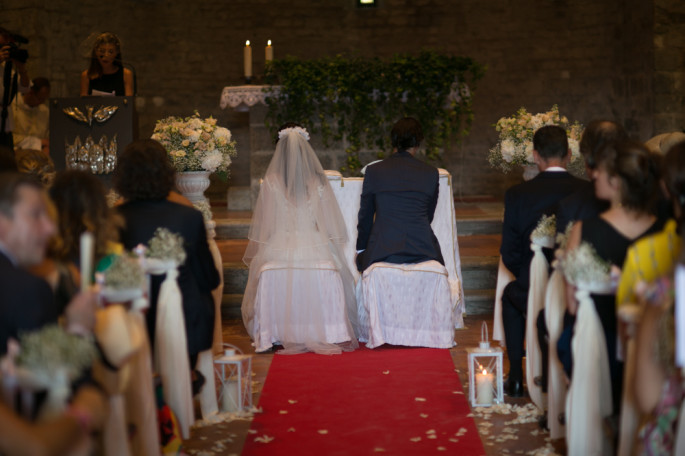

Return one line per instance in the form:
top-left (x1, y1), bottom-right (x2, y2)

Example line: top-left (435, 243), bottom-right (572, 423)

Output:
top-left (357, 261), bottom-right (456, 349)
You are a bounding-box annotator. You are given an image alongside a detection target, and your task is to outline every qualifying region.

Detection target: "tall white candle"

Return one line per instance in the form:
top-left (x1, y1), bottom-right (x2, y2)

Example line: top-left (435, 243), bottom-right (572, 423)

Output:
top-left (80, 232), bottom-right (94, 292)
top-left (244, 40), bottom-right (252, 78)
top-left (221, 379), bottom-right (240, 412)
top-left (265, 40), bottom-right (273, 63)
top-left (476, 369), bottom-right (494, 405)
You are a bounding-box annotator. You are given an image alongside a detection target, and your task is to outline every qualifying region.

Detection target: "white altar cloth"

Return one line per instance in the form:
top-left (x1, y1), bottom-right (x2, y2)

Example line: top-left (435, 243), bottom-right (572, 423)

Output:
top-left (325, 168), bottom-right (464, 328)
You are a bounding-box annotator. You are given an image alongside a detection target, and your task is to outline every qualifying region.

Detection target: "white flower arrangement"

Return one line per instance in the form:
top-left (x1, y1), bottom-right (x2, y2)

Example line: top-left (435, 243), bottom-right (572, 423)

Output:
top-left (151, 112), bottom-right (238, 177)
top-left (146, 227), bottom-right (187, 266)
top-left (278, 126), bottom-right (310, 142)
top-left (488, 105), bottom-right (584, 173)
top-left (561, 241), bottom-right (612, 293)
top-left (530, 214), bottom-right (556, 248)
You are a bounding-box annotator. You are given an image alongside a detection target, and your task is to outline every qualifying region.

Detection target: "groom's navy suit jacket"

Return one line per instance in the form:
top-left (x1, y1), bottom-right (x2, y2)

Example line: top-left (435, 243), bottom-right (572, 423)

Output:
top-left (356, 150), bottom-right (444, 272)
top-left (501, 170), bottom-right (586, 290)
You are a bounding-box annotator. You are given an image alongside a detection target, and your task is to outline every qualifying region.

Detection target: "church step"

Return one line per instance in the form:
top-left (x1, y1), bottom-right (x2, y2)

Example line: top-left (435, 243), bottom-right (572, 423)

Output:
top-left (213, 217), bottom-right (502, 241)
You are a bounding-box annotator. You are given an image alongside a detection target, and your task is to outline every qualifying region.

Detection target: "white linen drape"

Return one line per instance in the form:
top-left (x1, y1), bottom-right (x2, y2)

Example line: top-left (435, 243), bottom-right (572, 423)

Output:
top-left (526, 242), bottom-right (548, 411)
top-left (545, 267), bottom-right (567, 440)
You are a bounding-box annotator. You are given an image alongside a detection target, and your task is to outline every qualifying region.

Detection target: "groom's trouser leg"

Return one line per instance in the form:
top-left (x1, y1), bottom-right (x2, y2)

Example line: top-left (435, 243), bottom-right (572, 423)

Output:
top-left (502, 280), bottom-right (528, 381)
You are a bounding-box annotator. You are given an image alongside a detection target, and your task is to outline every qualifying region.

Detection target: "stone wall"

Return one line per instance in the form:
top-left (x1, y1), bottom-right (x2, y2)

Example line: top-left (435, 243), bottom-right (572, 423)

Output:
top-left (2, 0), bottom-right (680, 199)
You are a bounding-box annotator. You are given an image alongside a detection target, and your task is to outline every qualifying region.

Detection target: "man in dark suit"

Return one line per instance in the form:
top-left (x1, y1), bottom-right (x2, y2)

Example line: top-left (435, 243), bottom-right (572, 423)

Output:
top-left (113, 140), bottom-right (220, 386)
top-left (356, 117), bottom-right (443, 272)
top-left (500, 125), bottom-right (585, 397)
top-left (0, 172), bottom-right (96, 355)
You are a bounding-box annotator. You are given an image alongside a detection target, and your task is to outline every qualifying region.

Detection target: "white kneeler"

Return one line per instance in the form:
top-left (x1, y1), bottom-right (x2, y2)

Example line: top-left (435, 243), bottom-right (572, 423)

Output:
top-left (357, 261), bottom-right (456, 349)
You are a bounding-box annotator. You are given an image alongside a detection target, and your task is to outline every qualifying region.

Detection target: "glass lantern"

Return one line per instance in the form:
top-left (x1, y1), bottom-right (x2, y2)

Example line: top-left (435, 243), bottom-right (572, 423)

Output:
top-left (467, 322), bottom-right (503, 407)
top-left (214, 343), bottom-right (253, 412)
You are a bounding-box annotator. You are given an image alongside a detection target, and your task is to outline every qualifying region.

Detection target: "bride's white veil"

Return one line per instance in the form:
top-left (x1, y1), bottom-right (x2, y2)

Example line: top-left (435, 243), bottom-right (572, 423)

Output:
top-left (242, 127), bottom-right (359, 354)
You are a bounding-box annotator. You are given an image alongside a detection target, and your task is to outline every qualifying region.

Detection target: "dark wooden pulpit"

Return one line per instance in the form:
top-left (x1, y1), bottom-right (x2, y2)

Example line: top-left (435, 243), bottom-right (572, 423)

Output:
top-left (49, 96), bottom-right (136, 179)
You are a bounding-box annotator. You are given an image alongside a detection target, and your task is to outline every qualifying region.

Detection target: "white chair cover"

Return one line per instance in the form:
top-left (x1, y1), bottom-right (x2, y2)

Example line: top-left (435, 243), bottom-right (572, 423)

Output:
top-left (526, 242), bottom-right (549, 411)
top-left (356, 261), bottom-right (456, 349)
top-left (325, 169), bottom-right (465, 329)
top-left (566, 288), bottom-right (613, 456)
top-left (250, 261), bottom-right (354, 353)
top-left (154, 265), bottom-right (194, 439)
top-left (493, 257), bottom-right (514, 345)
top-left (544, 267), bottom-right (567, 440)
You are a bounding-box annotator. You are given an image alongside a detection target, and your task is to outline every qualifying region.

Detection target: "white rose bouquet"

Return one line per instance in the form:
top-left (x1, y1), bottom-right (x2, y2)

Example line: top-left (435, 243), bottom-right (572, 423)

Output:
top-left (488, 105), bottom-right (584, 173)
top-left (151, 112), bottom-right (238, 179)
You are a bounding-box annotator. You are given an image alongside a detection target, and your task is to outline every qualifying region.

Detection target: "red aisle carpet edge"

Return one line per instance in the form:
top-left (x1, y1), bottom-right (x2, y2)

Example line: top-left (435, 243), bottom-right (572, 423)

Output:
top-left (242, 345), bottom-right (486, 455)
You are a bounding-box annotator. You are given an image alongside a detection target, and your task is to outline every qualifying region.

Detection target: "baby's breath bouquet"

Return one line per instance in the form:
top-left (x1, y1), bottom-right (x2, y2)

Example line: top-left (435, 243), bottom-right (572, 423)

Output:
top-left (147, 227), bottom-right (186, 265)
top-left (16, 324), bottom-right (98, 382)
top-left (561, 241), bottom-right (613, 293)
top-left (488, 105), bottom-right (584, 173)
top-left (102, 254), bottom-right (144, 289)
top-left (531, 214), bottom-right (556, 248)
top-left (151, 112), bottom-right (237, 180)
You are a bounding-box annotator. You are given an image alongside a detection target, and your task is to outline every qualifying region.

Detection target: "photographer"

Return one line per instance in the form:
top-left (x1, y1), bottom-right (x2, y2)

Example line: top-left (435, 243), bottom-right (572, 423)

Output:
top-left (0, 27), bottom-right (30, 149)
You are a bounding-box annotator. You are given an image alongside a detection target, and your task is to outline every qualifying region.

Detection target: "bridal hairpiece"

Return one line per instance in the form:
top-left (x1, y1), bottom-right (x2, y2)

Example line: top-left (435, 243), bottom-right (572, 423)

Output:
top-left (278, 126), bottom-right (310, 142)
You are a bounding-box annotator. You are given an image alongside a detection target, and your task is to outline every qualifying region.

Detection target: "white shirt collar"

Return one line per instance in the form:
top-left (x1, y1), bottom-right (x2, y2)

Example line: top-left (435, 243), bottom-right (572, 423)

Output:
top-left (544, 166), bottom-right (567, 172)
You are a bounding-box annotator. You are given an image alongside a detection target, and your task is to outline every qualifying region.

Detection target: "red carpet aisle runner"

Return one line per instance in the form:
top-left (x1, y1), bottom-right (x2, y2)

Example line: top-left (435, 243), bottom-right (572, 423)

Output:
top-left (242, 345), bottom-right (485, 455)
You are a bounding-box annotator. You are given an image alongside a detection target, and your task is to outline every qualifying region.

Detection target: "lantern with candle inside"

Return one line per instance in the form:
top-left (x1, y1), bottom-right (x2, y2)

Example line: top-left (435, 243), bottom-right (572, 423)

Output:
top-left (214, 343), bottom-right (253, 412)
top-left (467, 322), bottom-right (503, 407)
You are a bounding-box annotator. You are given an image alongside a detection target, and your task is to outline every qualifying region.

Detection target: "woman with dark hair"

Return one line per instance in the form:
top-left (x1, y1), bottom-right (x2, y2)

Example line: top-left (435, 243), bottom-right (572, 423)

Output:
top-left (80, 32), bottom-right (133, 96)
top-left (563, 140), bottom-right (666, 418)
top-left (113, 139), bottom-right (219, 382)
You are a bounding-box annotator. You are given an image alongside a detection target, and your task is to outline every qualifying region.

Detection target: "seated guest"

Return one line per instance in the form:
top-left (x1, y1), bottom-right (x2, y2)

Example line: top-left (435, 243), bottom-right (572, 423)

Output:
top-left (563, 140), bottom-right (664, 415)
top-left (11, 77), bottom-right (50, 154)
top-left (80, 32), bottom-right (133, 97)
top-left (0, 172), bottom-right (105, 442)
top-left (112, 139), bottom-right (219, 383)
top-left (555, 119), bottom-right (626, 234)
top-left (242, 123), bottom-right (358, 354)
top-left (0, 172), bottom-right (97, 354)
top-left (356, 117), bottom-right (443, 272)
top-left (500, 125), bottom-right (585, 397)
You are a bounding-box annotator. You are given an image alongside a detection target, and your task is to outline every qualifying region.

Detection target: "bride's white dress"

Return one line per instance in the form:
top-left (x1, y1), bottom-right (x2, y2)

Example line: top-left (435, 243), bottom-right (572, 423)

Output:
top-left (241, 130), bottom-right (358, 354)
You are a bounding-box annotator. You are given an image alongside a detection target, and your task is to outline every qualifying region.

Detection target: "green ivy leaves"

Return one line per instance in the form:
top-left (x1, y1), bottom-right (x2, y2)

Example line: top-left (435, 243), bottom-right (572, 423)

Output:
top-left (264, 51), bottom-right (486, 175)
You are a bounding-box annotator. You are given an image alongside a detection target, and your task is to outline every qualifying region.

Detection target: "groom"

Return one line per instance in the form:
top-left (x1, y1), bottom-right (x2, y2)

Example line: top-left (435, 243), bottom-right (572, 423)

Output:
top-left (355, 117), bottom-right (443, 272)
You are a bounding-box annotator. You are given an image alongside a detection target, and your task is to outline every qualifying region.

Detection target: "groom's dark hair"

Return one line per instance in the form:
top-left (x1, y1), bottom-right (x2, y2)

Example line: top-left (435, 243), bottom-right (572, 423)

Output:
top-left (391, 117), bottom-right (423, 151)
top-left (533, 125), bottom-right (568, 160)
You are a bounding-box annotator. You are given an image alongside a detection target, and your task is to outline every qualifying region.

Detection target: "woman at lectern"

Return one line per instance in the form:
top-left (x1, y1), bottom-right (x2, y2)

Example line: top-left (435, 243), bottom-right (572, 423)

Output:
top-left (80, 32), bottom-right (133, 97)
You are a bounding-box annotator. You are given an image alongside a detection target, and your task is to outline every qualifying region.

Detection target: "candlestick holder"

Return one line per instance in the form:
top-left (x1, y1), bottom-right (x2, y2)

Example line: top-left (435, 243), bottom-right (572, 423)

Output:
top-left (467, 322), bottom-right (503, 407)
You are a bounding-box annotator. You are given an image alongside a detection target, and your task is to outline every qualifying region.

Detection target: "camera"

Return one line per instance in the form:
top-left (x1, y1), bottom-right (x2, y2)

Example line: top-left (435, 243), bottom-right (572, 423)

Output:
top-left (6, 42), bottom-right (28, 64)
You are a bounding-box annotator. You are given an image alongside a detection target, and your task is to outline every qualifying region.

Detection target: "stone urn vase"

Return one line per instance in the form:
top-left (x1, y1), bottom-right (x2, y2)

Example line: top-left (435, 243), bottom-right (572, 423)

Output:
top-left (176, 171), bottom-right (210, 204)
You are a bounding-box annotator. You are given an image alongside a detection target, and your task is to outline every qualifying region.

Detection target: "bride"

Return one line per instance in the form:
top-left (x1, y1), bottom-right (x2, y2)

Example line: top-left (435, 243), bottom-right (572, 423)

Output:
top-left (241, 124), bottom-right (359, 354)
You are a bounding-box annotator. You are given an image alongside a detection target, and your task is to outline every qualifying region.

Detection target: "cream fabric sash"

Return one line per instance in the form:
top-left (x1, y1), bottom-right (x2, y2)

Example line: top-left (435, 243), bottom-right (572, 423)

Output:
top-left (544, 267), bottom-right (567, 440)
top-left (154, 265), bottom-right (194, 439)
top-left (566, 288), bottom-right (613, 456)
top-left (526, 242), bottom-right (548, 411)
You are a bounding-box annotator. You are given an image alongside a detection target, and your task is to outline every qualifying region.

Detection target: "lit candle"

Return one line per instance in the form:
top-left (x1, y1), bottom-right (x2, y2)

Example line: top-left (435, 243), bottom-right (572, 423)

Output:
top-left (80, 232), bottom-right (94, 292)
top-left (244, 40), bottom-right (252, 79)
top-left (265, 39), bottom-right (273, 63)
top-left (221, 379), bottom-right (240, 412)
top-left (475, 368), bottom-right (494, 405)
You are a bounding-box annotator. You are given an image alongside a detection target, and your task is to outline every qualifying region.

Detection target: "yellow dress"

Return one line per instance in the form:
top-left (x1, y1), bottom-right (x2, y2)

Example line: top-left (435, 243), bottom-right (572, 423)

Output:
top-left (616, 219), bottom-right (680, 308)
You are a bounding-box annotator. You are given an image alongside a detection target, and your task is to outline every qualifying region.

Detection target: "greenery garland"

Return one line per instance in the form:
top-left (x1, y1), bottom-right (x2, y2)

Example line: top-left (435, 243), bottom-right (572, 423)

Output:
top-left (264, 51), bottom-right (486, 175)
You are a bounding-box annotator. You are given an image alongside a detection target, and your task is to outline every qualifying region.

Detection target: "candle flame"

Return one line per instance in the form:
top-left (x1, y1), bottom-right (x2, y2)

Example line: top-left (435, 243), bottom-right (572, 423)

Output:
top-left (246, 40), bottom-right (250, 46)
top-left (267, 40), bottom-right (272, 46)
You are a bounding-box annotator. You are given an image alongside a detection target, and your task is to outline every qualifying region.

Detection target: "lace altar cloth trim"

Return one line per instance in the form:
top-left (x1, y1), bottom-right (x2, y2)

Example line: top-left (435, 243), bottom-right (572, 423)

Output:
top-left (219, 85), bottom-right (280, 109)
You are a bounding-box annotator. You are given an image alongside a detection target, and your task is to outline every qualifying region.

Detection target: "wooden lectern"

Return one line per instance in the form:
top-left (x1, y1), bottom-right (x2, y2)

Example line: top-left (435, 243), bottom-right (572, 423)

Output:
top-left (49, 96), bottom-right (135, 178)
